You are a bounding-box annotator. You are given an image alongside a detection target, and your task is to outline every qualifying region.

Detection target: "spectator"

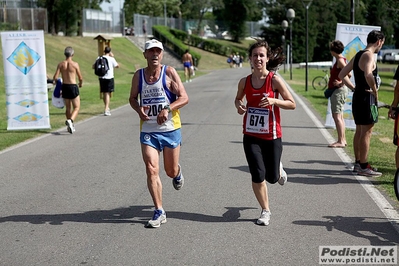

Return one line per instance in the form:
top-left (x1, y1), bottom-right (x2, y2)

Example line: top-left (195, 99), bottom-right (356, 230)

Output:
top-left (339, 30), bottom-right (385, 176)
top-left (327, 40), bottom-right (351, 148)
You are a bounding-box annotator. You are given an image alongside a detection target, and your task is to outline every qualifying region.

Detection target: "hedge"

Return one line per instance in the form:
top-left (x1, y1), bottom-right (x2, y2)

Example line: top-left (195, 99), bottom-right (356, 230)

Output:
top-left (152, 25), bottom-right (249, 67)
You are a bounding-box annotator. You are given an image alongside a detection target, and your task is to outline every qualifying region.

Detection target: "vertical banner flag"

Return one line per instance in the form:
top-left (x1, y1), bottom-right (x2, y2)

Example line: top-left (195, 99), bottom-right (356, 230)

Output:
top-left (325, 23), bottom-right (381, 129)
top-left (1, 30), bottom-right (50, 130)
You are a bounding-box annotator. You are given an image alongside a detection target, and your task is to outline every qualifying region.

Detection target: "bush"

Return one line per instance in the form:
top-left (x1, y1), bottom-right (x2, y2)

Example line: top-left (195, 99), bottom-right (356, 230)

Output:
top-left (152, 25), bottom-right (202, 67)
top-left (0, 22), bottom-right (19, 31)
top-left (152, 25), bottom-right (249, 66)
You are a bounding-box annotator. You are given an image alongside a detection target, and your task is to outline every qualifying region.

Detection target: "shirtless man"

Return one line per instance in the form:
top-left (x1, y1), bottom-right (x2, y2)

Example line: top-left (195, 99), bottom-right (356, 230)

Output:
top-left (53, 46), bottom-right (83, 134)
top-left (182, 49), bottom-right (193, 83)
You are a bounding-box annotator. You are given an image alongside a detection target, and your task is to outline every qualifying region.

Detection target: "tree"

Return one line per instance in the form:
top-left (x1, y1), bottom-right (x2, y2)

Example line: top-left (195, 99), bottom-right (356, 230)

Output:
top-left (124, 0), bottom-right (182, 27)
top-left (214, 0), bottom-right (263, 42)
top-left (37, 0), bottom-right (108, 36)
top-left (261, 0), bottom-right (399, 63)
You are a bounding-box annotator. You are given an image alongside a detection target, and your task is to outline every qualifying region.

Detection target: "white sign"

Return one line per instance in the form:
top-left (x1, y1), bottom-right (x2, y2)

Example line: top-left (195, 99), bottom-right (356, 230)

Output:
top-left (1, 30), bottom-right (50, 130)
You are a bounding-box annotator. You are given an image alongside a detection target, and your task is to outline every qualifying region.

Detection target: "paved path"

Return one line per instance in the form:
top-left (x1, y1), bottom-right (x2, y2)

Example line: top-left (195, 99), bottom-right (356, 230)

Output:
top-left (0, 67), bottom-right (398, 265)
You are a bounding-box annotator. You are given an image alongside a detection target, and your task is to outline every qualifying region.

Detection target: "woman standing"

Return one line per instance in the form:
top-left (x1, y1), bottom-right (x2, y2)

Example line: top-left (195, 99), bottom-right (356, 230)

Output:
top-left (234, 40), bottom-right (296, 225)
top-left (327, 40), bottom-right (350, 148)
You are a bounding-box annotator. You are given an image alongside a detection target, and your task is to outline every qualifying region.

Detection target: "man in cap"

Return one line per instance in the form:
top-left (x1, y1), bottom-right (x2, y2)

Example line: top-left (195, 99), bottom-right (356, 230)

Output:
top-left (129, 39), bottom-right (189, 228)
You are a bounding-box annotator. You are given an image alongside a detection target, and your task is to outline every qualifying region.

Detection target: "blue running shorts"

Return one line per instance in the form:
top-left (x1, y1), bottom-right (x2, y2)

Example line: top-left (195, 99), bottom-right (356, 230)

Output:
top-left (140, 129), bottom-right (182, 151)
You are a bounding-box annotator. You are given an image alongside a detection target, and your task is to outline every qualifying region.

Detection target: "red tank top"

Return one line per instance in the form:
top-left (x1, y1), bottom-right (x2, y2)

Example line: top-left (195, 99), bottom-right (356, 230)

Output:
top-left (328, 57), bottom-right (347, 89)
top-left (243, 71), bottom-right (281, 140)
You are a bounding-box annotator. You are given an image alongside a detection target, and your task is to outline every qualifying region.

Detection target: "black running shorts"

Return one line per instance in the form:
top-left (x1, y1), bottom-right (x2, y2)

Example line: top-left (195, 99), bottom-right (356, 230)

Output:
top-left (61, 84), bottom-right (79, 99)
top-left (99, 78), bottom-right (115, 93)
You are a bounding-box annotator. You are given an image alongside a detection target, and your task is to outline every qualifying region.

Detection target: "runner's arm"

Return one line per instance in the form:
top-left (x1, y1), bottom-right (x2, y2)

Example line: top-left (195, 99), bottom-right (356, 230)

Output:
top-left (52, 63), bottom-right (61, 84)
top-left (165, 67), bottom-right (189, 111)
top-left (129, 71), bottom-right (149, 121)
top-left (235, 78), bottom-right (247, 115)
top-left (268, 75), bottom-right (295, 110)
top-left (75, 63), bottom-right (83, 87)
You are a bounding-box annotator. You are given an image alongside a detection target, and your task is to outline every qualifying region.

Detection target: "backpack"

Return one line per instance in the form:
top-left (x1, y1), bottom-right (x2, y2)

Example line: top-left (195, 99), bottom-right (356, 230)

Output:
top-left (94, 56), bottom-right (109, 77)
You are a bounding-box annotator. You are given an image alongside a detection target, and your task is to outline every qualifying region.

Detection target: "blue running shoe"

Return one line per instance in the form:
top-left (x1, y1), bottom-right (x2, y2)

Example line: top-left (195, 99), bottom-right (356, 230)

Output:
top-left (172, 164), bottom-right (184, 190)
top-left (146, 209), bottom-right (167, 228)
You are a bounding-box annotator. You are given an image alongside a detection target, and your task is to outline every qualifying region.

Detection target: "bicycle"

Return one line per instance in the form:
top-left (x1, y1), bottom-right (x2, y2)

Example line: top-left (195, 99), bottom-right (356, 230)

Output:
top-left (312, 69), bottom-right (329, 90)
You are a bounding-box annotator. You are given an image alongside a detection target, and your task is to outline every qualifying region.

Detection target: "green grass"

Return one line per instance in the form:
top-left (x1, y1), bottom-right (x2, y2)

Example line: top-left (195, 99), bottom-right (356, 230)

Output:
top-left (279, 65), bottom-right (398, 204)
top-left (0, 35), bottom-right (232, 151)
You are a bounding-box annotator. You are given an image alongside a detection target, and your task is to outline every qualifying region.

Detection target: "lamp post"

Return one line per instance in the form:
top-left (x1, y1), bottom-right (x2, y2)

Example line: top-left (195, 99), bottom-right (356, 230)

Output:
top-left (164, 0), bottom-right (167, 26)
top-left (302, 0), bottom-right (313, 92)
top-left (286, 8), bottom-right (295, 80)
top-left (281, 20), bottom-right (288, 74)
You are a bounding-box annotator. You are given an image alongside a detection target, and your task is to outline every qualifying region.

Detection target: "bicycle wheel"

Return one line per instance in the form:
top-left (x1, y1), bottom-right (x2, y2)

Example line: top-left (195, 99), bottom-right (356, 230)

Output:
top-left (312, 76), bottom-right (328, 90)
top-left (394, 168), bottom-right (399, 201)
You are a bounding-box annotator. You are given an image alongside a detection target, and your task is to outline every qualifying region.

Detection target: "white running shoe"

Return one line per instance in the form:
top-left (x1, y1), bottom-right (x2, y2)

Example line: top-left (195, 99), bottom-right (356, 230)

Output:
top-left (104, 109), bottom-right (111, 116)
top-left (256, 210), bottom-right (271, 226)
top-left (65, 119), bottom-right (74, 134)
top-left (358, 164), bottom-right (382, 177)
top-left (278, 162), bottom-right (287, 185)
top-left (146, 209), bottom-right (167, 228)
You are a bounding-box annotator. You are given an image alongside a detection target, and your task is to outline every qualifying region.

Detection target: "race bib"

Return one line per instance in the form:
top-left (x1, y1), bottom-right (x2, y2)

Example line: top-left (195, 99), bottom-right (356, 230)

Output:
top-left (146, 103), bottom-right (163, 123)
top-left (145, 102), bottom-right (170, 123)
top-left (246, 107), bottom-right (269, 134)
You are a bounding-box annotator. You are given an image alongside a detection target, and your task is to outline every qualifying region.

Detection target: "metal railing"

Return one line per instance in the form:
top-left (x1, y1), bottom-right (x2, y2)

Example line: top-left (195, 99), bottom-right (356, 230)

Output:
top-left (0, 7), bottom-right (47, 31)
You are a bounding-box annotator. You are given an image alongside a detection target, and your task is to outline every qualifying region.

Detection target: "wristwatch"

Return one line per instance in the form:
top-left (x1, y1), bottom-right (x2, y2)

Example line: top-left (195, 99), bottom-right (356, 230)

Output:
top-left (163, 105), bottom-right (171, 113)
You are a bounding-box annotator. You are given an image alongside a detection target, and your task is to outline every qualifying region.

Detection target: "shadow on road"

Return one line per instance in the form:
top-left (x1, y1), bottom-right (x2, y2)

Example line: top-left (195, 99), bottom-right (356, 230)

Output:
top-left (293, 215), bottom-right (399, 245)
top-left (0, 206), bottom-right (258, 226)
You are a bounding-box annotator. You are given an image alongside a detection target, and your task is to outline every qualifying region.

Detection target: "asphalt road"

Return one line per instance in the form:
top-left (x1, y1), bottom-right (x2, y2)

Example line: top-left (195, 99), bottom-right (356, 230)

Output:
top-left (1, 67), bottom-right (398, 266)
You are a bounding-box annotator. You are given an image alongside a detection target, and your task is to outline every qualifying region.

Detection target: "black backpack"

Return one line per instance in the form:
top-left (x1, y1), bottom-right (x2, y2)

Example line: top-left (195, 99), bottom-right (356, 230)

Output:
top-left (94, 56), bottom-right (109, 77)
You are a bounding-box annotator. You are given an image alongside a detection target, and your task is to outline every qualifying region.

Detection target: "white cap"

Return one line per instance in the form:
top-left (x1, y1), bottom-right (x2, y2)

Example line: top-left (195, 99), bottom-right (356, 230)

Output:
top-left (145, 39), bottom-right (164, 50)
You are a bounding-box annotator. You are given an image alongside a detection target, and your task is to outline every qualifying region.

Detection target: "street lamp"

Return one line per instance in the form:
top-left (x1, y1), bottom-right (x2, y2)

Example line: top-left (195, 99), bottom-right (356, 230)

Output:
top-left (286, 8), bottom-right (295, 80)
top-left (302, 0), bottom-right (313, 92)
top-left (281, 20), bottom-right (288, 74)
top-left (164, 0), bottom-right (167, 26)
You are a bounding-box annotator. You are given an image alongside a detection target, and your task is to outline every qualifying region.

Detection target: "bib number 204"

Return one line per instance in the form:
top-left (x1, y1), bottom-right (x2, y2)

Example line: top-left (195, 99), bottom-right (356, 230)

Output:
top-left (147, 104), bottom-right (164, 116)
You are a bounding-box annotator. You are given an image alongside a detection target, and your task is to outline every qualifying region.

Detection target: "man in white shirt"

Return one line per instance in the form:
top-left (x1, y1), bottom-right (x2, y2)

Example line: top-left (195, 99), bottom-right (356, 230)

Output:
top-left (93, 47), bottom-right (119, 116)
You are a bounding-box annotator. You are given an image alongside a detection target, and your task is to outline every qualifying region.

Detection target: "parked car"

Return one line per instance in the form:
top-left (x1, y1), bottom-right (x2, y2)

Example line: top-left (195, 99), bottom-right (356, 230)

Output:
top-left (382, 52), bottom-right (399, 64)
top-left (217, 31), bottom-right (231, 40)
top-left (203, 29), bottom-right (216, 39)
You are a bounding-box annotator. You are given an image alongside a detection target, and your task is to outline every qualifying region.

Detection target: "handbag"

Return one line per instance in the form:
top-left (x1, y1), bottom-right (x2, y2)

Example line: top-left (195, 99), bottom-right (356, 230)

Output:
top-left (324, 88), bottom-right (335, 98)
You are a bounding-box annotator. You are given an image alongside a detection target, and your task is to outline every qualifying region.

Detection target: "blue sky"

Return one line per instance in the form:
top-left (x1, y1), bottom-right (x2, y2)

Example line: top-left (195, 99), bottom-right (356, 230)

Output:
top-left (100, 0), bottom-right (124, 12)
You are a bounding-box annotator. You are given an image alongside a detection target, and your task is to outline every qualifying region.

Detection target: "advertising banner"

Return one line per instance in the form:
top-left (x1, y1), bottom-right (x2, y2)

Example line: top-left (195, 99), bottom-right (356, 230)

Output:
top-left (325, 23), bottom-right (381, 129)
top-left (1, 30), bottom-right (50, 130)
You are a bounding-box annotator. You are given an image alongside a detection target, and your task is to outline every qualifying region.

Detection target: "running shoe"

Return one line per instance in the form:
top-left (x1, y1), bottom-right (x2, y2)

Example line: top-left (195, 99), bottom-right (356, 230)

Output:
top-left (256, 210), bottom-right (271, 226)
top-left (65, 119), bottom-right (74, 134)
top-left (353, 163), bottom-right (361, 173)
top-left (357, 164), bottom-right (382, 177)
top-left (353, 163), bottom-right (377, 173)
top-left (104, 109), bottom-right (111, 116)
top-left (172, 164), bottom-right (184, 190)
top-left (146, 209), bottom-right (167, 228)
top-left (278, 162), bottom-right (287, 185)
